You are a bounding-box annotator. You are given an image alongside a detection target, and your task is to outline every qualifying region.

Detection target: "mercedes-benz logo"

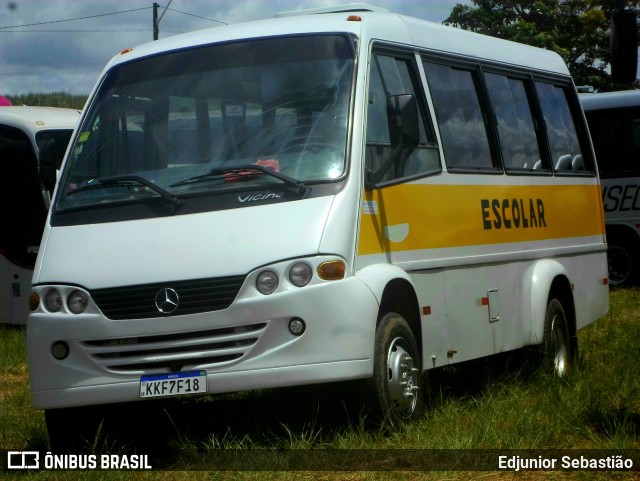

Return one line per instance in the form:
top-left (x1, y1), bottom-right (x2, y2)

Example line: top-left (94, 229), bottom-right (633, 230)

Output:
top-left (155, 288), bottom-right (179, 314)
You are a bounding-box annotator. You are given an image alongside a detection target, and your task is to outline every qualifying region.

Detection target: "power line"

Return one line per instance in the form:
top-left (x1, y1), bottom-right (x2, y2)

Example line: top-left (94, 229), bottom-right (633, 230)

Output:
top-left (0, 29), bottom-right (182, 33)
top-left (0, 4), bottom-right (227, 37)
top-left (166, 7), bottom-right (227, 25)
top-left (0, 6), bottom-right (151, 30)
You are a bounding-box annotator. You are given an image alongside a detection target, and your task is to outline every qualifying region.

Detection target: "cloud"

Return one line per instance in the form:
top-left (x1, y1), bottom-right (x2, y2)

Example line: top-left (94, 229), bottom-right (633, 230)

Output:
top-left (0, 0), bottom-right (466, 95)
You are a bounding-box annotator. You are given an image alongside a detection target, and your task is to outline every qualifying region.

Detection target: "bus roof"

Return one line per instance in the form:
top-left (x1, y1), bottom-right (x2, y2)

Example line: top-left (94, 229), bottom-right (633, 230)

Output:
top-left (579, 90), bottom-right (640, 111)
top-left (107, 6), bottom-right (569, 77)
top-left (0, 106), bottom-right (80, 133)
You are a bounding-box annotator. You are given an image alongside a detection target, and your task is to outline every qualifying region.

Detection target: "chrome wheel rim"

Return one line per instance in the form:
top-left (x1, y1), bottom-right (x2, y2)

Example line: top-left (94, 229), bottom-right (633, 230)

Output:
top-left (550, 315), bottom-right (568, 376)
top-left (387, 337), bottom-right (419, 417)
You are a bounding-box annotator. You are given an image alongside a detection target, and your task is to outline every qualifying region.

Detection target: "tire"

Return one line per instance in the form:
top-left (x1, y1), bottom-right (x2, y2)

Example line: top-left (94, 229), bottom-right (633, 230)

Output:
top-left (541, 298), bottom-right (572, 377)
top-left (45, 406), bottom-right (108, 453)
top-left (370, 312), bottom-right (424, 428)
top-left (607, 242), bottom-right (635, 287)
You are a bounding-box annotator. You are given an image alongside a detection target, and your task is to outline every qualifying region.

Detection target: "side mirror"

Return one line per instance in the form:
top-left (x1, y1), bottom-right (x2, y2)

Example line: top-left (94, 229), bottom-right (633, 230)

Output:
top-left (38, 139), bottom-right (57, 193)
top-left (387, 94), bottom-right (419, 149)
top-left (611, 9), bottom-right (638, 84)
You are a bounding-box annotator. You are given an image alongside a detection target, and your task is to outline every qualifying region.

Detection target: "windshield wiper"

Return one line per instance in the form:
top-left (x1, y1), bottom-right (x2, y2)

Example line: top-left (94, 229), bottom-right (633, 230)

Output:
top-left (68, 175), bottom-right (183, 206)
top-left (171, 165), bottom-right (306, 195)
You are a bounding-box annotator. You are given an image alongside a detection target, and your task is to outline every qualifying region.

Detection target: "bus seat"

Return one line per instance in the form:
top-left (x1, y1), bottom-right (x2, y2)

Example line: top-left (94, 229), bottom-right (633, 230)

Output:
top-left (555, 154), bottom-right (572, 171)
top-left (572, 154), bottom-right (584, 171)
top-left (533, 160), bottom-right (542, 170)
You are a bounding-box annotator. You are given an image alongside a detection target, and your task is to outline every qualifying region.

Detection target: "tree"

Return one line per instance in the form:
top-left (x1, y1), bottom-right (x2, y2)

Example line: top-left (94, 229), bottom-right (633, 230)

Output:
top-left (444, 0), bottom-right (639, 91)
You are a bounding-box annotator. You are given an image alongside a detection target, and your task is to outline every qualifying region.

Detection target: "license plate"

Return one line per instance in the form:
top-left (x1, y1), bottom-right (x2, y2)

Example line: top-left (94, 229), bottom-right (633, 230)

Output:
top-left (139, 370), bottom-right (207, 398)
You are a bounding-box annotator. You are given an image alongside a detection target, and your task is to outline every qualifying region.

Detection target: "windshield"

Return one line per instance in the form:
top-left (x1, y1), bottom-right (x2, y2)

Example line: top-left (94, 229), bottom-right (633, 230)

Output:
top-left (57, 35), bottom-right (354, 211)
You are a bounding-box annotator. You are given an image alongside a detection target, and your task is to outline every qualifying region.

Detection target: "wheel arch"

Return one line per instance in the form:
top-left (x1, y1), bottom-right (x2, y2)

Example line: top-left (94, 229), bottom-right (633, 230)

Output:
top-left (606, 223), bottom-right (640, 286)
top-left (528, 259), bottom-right (576, 347)
top-left (356, 264), bottom-right (422, 361)
top-left (548, 276), bottom-right (577, 349)
top-left (378, 279), bottom-right (421, 353)
top-left (605, 223), bottom-right (640, 245)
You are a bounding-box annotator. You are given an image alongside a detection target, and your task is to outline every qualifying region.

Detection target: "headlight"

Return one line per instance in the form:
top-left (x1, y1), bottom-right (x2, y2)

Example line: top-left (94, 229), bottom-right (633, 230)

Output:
top-left (68, 290), bottom-right (89, 314)
top-left (256, 270), bottom-right (279, 295)
top-left (289, 262), bottom-right (312, 287)
top-left (44, 289), bottom-right (63, 312)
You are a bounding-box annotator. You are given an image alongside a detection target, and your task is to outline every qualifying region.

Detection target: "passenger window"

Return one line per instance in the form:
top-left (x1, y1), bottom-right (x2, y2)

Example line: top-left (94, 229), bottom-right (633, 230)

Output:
top-left (423, 62), bottom-right (495, 171)
top-left (585, 107), bottom-right (640, 177)
top-left (366, 52), bottom-right (439, 183)
top-left (484, 73), bottom-right (543, 172)
top-left (36, 130), bottom-right (73, 171)
top-left (535, 82), bottom-right (587, 174)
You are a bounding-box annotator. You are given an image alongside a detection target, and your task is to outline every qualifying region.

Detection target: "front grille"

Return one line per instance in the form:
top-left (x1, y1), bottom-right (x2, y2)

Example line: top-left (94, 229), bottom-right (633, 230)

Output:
top-left (90, 275), bottom-right (246, 320)
top-left (81, 322), bottom-right (267, 373)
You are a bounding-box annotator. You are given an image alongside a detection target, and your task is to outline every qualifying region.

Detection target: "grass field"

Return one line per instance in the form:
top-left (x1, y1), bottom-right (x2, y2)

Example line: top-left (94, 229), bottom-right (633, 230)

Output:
top-left (1, 288), bottom-right (638, 480)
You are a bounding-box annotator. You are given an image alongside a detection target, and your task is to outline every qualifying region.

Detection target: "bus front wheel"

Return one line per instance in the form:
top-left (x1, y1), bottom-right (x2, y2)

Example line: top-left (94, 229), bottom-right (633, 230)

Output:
top-left (45, 406), bottom-right (105, 453)
top-left (370, 312), bottom-right (424, 428)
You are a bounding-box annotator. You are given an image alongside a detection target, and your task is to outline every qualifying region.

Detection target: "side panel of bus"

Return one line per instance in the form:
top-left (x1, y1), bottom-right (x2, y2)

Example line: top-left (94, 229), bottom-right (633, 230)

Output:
top-left (0, 121), bottom-right (74, 325)
top-left (357, 44), bottom-right (608, 369)
top-left (583, 101), bottom-right (640, 285)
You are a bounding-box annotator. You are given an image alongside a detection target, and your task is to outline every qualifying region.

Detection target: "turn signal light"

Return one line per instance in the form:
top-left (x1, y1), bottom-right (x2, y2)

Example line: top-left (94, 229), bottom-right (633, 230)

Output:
top-left (317, 260), bottom-right (345, 280)
top-left (29, 292), bottom-right (40, 312)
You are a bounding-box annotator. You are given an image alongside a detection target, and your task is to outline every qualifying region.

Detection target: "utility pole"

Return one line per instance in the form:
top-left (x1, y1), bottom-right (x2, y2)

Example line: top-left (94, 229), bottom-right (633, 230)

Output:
top-left (610, 0), bottom-right (638, 83)
top-left (153, 2), bottom-right (159, 41)
top-left (153, 1), bottom-right (173, 41)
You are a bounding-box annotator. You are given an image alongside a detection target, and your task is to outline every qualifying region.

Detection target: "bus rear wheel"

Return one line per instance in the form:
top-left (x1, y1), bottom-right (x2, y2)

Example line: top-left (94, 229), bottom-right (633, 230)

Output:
top-left (541, 298), bottom-right (572, 377)
top-left (607, 242), bottom-right (634, 287)
top-left (370, 312), bottom-right (424, 428)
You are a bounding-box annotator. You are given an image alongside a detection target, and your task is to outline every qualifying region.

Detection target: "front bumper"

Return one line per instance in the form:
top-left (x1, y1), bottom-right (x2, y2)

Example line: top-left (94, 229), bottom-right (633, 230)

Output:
top-left (28, 275), bottom-right (378, 409)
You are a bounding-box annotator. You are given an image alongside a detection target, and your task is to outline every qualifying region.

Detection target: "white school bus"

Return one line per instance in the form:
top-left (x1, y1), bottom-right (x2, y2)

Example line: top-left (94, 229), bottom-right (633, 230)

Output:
top-left (580, 90), bottom-right (640, 286)
top-left (27, 4), bottom-right (608, 446)
top-left (0, 106), bottom-right (79, 325)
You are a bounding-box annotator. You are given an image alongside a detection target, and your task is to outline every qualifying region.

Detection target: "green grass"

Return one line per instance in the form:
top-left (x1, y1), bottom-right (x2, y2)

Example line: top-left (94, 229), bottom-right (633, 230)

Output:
top-left (1, 289), bottom-right (638, 480)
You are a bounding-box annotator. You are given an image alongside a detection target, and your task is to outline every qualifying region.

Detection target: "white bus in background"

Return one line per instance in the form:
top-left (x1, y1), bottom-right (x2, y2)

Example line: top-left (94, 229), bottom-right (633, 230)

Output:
top-left (0, 106), bottom-right (80, 325)
top-left (26, 4), bottom-right (608, 449)
top-left (580, 90), bottom-right (640, 286)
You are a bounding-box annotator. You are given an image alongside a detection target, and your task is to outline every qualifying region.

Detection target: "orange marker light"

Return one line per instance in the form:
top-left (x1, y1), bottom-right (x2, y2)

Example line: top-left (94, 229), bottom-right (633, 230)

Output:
top-left (347, 15), bottom-right (362, 21)
top-left (317, 261), bottom-right (346, 280)
top-left (29, 292), bottom-right (40, 312)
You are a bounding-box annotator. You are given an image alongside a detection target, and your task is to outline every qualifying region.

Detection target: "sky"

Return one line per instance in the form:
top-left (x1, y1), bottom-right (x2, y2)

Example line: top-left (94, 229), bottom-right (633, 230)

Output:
top-left (0, 0), bottom-right (469, 96)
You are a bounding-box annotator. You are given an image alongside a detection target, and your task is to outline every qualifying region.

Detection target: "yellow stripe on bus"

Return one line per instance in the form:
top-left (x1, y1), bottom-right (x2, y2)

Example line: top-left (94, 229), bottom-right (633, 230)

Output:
top-left (358, 183), bottom-right (605, 255)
